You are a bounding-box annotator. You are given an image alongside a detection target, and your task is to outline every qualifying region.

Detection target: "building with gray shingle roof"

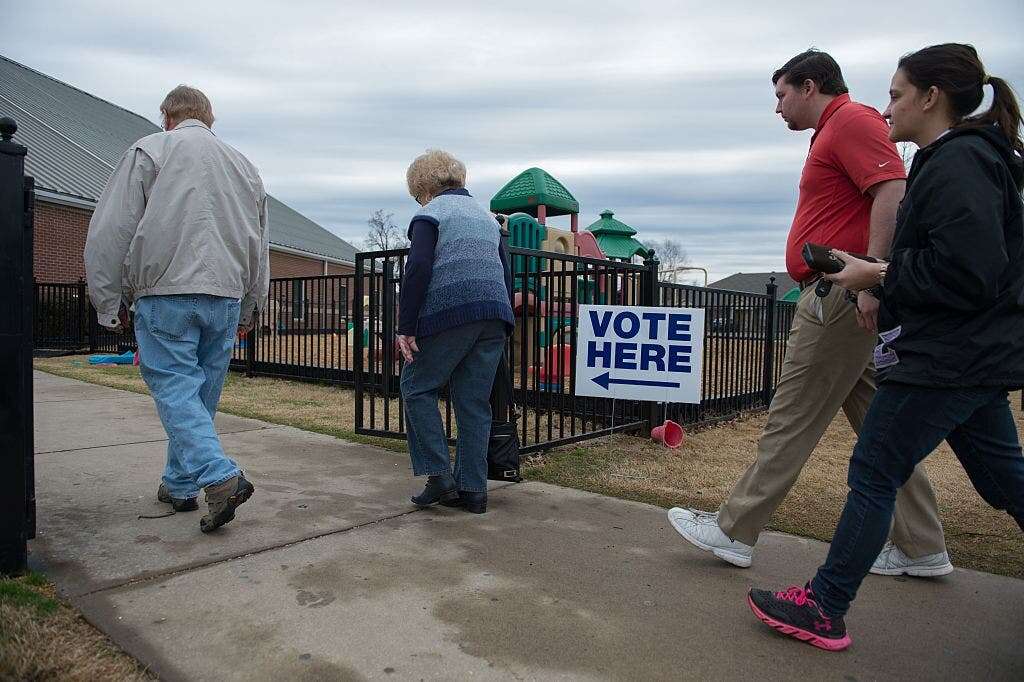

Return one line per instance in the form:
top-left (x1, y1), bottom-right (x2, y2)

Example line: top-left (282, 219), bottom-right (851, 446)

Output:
top-left (709, 271), bottom-right (798, 300)
top-left (0, 54), bottom-right (356, 280)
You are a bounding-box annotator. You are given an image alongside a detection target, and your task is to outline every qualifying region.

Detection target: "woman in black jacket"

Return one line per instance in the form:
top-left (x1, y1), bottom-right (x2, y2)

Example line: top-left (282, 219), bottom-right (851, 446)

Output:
top-left (746, 43), bottom-right (1024, 652)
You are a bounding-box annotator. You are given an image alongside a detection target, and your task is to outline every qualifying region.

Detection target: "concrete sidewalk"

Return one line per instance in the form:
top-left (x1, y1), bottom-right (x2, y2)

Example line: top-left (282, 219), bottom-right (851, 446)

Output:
top-left (30, 371), bottom-right (1024, 681)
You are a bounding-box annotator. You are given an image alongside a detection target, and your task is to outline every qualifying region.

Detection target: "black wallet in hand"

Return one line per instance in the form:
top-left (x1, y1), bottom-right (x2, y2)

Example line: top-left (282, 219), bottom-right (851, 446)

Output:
top-left (801, 242), bottom-right (878, 274)
top-left (801, 243), bottom-right (879, 299)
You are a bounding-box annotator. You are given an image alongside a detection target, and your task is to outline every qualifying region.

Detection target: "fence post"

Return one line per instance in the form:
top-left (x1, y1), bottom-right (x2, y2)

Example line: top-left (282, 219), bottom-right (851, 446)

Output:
top-left (31, 276), bottom-right (37, 346)
top-left (245, 319), bottom-right (256, 378)
top-left (87, 299), bottom-right (97, 353)
top-left (0, 117), bottom-right (33, 575)
top-left (490, 224), bottom-right (512, 421)
top-left (762, 277), bottom-right (778, 407)
top-left (353, 255), bottom-right (365, 431)
top-left (641, 250), bottom-right (660, 431)
top-left (77, 278), bottom-right (86, 349)
top-left (380, 259), bottom-right (395, 398)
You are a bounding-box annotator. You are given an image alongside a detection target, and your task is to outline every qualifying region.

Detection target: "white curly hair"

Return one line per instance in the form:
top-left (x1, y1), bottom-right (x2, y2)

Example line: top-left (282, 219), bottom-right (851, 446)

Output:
top-left (406, 149), bottom-right (467, 204)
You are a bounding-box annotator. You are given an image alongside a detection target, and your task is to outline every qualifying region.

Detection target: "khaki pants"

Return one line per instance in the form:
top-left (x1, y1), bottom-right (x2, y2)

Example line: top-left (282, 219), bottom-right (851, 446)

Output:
top-left (717, 284), bottom-right (947, 557)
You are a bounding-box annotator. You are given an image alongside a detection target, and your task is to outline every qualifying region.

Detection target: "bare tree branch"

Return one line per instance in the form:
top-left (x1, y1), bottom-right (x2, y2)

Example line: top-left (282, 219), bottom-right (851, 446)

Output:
top-left (364, 209), bottom-right (408, 251)
top-left (649, 238), bottom-right (690, 283)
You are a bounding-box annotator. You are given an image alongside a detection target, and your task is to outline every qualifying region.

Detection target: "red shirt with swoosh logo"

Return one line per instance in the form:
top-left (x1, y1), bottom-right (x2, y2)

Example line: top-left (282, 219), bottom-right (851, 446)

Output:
top-left (785, 94), bottom-right (907, 283)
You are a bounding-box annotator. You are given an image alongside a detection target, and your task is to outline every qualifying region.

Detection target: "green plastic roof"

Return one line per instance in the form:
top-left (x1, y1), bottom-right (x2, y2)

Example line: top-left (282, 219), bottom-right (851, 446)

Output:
top-left (585, 210), bottom-right (649, 260)
top-left (489, 167), bottom-right (580, 217)
top-left (586, 209), bottom-right (638, 236)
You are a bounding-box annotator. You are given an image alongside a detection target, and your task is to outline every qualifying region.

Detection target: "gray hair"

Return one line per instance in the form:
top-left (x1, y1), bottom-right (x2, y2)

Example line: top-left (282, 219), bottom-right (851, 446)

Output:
top-left (160, 85), bottom-right (215, 127)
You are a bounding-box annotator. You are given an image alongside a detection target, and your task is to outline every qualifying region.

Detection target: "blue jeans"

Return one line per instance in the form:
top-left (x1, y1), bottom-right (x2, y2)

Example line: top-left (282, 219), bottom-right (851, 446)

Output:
top-left (134, 294), bottom-right (242, 499)
top-left (812, 384), bottom-right (1024, 617)
top-left (401, 320), bottom-right (506, 493)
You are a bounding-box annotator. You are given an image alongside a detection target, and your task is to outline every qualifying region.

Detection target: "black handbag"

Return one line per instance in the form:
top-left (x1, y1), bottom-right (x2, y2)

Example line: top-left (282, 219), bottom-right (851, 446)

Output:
top-left (487, 356), bottom-right (522, 482)
top-left (487, 418), bottom-right (522, 482)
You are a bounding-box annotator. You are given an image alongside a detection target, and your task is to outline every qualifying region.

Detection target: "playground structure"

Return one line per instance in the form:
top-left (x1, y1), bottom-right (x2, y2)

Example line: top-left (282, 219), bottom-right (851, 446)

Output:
top-left (490, 167), bottom-right (652, 393)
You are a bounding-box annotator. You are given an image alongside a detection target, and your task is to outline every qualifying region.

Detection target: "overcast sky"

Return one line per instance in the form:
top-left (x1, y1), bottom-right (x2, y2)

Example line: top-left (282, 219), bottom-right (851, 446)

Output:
top-left (4, 1), bottom-right (1022, 283)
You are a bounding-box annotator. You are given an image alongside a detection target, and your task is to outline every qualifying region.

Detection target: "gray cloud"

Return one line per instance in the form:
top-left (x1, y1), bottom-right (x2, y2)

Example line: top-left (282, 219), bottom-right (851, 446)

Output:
top-left (3, 0), bottom-right (1023, 282)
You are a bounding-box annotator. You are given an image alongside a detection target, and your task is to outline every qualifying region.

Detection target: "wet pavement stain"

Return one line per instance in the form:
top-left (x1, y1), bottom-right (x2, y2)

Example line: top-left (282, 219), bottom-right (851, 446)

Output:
top-left (295, 589), bottom-right (336, 608)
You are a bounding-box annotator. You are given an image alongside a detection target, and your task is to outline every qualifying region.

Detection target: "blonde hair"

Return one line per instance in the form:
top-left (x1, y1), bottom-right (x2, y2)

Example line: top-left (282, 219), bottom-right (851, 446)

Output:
top-left (160, 85), bottom-right (215, 127)
top-left (406, 149), bottom-right (467, 202)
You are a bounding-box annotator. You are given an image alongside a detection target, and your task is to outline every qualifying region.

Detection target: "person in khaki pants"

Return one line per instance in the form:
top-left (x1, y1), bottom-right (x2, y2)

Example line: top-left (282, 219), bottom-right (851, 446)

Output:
top-left (667, 49), bottom-right (951, 576)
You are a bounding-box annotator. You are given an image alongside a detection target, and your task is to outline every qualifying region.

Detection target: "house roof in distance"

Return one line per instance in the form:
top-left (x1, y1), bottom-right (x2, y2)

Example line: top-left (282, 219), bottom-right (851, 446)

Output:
top-left (0, 54), bottom-right (356, 264)
top-left (709, 271), bottom-right (798, 299)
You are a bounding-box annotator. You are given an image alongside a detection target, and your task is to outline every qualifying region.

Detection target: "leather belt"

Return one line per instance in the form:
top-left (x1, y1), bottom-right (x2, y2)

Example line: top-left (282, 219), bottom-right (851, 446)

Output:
top-left (799, 274), bottom-right (822, 291)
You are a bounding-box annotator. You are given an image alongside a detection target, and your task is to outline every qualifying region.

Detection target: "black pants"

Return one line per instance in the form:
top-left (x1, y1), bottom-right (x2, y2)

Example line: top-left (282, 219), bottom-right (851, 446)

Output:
top-left (812, 384), bottom-right (1024, 617)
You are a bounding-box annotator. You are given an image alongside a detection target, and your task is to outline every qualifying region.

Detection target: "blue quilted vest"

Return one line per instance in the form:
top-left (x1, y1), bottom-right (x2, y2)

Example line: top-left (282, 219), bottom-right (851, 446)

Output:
top-left (412, 192), bottom-right (514, 337)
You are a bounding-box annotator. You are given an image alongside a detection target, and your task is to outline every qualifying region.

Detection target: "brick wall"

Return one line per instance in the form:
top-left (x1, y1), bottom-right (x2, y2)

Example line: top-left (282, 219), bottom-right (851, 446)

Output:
top-left (326, 262), bottom-right (355, 276)
top-left (33, 199), bottom-right (92, 282)
top-left (263, 252), bottom-right (356, 331)
top-left (269, 250), bottom-right (327, 278)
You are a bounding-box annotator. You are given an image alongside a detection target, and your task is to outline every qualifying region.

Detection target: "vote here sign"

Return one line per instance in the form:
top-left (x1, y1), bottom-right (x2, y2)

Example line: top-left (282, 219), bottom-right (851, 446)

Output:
top-left (575, 305), bottom-right (704, 403)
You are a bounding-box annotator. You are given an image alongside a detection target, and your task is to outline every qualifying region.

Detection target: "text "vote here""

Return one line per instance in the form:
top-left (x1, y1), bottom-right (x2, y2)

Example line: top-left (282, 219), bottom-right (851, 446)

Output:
top-left (586, 310), bottom-right (692, 373)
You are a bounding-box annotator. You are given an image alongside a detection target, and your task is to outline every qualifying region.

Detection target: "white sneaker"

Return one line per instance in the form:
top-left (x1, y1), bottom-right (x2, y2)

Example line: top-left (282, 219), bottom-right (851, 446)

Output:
top-left (870, 541), bottom-right (954, 577)
top-left (667, 508), bottom-right (753, 568)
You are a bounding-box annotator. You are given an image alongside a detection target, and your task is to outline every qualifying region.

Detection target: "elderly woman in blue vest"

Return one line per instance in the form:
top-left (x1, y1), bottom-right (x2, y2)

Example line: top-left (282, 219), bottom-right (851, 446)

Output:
top-left (397, 150), bottom-right (514, 514)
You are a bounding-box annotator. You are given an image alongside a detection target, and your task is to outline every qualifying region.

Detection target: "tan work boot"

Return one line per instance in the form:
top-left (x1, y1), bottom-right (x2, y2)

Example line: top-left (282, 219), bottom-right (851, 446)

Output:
top-left (200, 474), bottom-right (255, 533)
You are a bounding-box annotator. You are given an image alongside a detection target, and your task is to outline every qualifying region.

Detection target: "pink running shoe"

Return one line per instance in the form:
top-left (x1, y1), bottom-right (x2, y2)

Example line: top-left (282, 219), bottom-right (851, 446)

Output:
top-left (747, 583), bottom-right (851, 652)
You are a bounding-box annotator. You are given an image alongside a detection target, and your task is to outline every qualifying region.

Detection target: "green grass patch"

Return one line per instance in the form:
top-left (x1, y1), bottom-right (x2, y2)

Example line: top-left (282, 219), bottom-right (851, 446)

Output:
top-left (0, 579), bottom-right (59, 617)
top-left (21, 572), bottom-right (49, 588)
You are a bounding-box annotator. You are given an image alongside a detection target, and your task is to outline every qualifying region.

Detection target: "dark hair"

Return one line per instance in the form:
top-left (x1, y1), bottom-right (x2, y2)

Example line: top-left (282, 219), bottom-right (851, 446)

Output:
top-left (772, 49), bottom-right (849, 96)
top-left (898, 43), bottom-right (1023, 155)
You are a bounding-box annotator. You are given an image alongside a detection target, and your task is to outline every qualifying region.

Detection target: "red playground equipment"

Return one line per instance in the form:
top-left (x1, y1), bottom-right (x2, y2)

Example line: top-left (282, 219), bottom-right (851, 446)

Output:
top-left (527, 343), bottom-right (573, 391)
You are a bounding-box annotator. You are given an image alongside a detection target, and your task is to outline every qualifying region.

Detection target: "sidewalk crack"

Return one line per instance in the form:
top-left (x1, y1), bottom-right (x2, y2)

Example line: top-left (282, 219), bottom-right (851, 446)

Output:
top-left (36, 426), bottom-right (283, 455)
top-left (71, 507), bottom-right (426, 598)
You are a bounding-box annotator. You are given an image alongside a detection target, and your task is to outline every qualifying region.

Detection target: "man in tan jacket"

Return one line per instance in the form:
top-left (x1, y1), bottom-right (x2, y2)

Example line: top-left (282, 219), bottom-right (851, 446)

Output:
top-left (85, 85), bottom-right (269, 533)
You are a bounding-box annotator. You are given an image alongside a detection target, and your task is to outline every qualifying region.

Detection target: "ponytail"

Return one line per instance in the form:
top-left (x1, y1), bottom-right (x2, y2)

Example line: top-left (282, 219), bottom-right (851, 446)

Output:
top-left (899, 43), bottom-right (1023, 156)
top-left (974, 76), bottom-right (1024, 156)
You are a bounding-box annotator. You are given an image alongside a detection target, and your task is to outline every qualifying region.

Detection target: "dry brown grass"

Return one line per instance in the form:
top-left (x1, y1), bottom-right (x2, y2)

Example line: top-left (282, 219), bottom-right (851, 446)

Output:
top-left (0, 573), bottom-right (153, 681)
top-left (239, 332), bottom-right (359, 370)
top-left (523, 395), bottom-right (1024, 578)
top-left (34, 356), bottom-right (1023, 577)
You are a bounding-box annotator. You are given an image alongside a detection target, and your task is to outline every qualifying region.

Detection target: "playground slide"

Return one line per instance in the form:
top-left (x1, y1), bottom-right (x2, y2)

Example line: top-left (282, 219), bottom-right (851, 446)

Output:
top-left (574, 231), bottom-right (606, 260)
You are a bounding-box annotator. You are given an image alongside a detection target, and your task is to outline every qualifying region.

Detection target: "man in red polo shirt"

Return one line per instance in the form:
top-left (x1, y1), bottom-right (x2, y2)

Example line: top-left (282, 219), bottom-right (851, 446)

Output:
top-left (668, 50), bottom-right (950, 575)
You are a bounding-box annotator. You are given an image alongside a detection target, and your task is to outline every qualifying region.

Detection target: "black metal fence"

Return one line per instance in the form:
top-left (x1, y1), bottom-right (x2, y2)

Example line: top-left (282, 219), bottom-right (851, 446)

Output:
top-left (352, 246), bottom-right (796, 454)
top-left (32, 255), bottom-right (796, 454)
top-left (33, 280), bottom-right (88, 350)
top-left (229, 274), bottom-right (356, 382)
top-left (33, 279), bottom-right (137, 353)
top-left (657, 278), bottom-right (795, 427)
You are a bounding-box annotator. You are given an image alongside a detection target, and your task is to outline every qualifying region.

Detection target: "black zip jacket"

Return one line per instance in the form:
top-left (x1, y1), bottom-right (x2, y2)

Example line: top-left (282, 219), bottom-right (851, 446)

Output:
top-left (879, 124), bottom-right (1024, 388)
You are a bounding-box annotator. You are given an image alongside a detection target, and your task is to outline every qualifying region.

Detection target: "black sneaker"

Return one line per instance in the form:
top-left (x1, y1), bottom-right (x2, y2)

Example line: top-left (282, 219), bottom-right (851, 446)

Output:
top-left (411, 475), bottom-right (458, 507)
top-left (747, 583), bottom-right (851, 651)
top-left (156, 483), bottom-right (199, 512)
